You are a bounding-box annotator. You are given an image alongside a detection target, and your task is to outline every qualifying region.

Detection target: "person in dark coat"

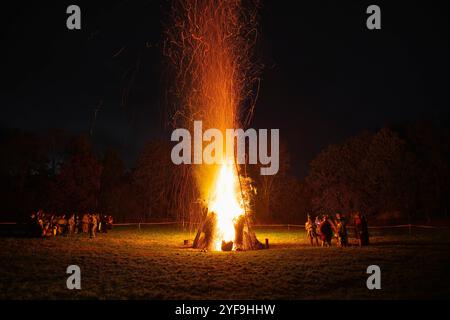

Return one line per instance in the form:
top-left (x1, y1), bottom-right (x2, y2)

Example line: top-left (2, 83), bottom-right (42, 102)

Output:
top-left (28, 211), bottom-right (41, 237)
top-left (354, 212), bottom-right (369, 246)
top-left (319, 216), bottom-right (333, 247)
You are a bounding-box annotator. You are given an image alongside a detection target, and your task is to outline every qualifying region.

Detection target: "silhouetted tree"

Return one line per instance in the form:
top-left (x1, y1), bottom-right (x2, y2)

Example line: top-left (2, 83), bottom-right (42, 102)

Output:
top-left (403, 121), bottom-right (450, 221)
top-left (99, 148), bottom-right (126, 217)
top-left (49, 136), bottom-right (102, 213)
top-left (307, 128), bottom-right (418, 220)
top-left (132, 141), bottom-right (174, 220)
top-left (249, 143), bottom-right (310, 223)
top-left (0, 129), bottom-right (48, 220)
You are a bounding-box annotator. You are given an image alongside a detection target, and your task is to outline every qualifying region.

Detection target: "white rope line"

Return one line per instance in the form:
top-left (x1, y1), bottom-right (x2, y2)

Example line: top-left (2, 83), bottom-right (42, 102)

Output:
top-left (113, 222), bottom-right (179, 226)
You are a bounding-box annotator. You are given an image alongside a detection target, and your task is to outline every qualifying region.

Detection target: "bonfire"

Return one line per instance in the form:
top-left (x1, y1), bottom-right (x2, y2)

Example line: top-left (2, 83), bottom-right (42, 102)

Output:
top-left (166, 0), bottom-right (264, 251)
top-left (193, 162), bottom-right (263, 251)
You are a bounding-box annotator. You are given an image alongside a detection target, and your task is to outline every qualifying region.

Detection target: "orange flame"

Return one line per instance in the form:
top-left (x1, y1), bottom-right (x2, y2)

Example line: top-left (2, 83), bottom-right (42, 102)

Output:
top-left (166, 0), bottom-right (260, 250)
top-left (209, 162), bottom-right (244, 250)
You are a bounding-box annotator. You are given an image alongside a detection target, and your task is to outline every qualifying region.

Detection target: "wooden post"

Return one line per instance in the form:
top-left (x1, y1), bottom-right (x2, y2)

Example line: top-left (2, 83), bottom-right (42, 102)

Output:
top-left (265, 238), bottom-right (269, 249)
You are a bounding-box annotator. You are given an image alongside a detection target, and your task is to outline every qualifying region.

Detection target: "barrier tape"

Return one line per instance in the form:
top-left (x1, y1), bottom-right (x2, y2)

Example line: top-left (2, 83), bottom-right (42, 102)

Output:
top-left (113, 222), bottom-right (179, 226)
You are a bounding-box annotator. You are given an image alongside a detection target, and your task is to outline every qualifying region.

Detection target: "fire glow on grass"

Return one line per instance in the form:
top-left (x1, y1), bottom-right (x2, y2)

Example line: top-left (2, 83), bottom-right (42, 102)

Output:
top-left (209, 162), bottom-right (245, 251)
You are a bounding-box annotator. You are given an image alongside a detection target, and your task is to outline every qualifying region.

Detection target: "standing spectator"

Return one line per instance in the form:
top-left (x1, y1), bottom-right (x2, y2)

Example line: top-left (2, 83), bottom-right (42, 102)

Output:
top-left (82, 213), bottom-right (89, 234)
top-left (100, 215), bottom-right (108, 233)
top-left (57, 215), bottom-right (67, 235)
top-left (96, 214), bottom-right (101, 233)
top-left (354, 212), bottom-right (370, 246)
top-left (305, 214), bottom-right (319, 246)
top-left (89, 214), bottom-right (97, 238)
top-left (75, 214), bottom-right (81, 234)
top-left (107, 215), bottom-right (114, 230)
top-left (68, 214), bottom-right (76, 234)
top-left (335, 213), bottom-right (348, 247)
top-left (319, 216), bottom-right (333, 247)
top-left (314, 216), bottom-right (321, 229)
top-left (28, 211), bottom-right (41, 237)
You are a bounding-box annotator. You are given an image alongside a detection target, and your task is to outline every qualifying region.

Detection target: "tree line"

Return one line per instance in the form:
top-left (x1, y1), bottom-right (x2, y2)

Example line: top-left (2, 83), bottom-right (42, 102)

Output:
top-left (1, 120), bottom-right (449, 224)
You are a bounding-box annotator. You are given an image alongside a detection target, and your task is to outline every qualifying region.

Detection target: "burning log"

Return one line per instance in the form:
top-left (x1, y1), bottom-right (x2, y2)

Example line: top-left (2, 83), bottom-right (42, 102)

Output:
top-left (234, 215), bottom-right (264, 250)
top-left (193, 212), bottom-right (216, 250)
top-left (193, 210), bottom-right (264, 251)
top-left (190, 163), bottom-right (264, 251)
top-left (221, 241), bottom-right (233, 251)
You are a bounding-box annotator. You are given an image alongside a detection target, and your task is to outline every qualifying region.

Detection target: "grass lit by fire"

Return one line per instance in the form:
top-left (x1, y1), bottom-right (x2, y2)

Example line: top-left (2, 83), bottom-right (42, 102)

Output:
top-left (1, 225), bottom-right (450, 299)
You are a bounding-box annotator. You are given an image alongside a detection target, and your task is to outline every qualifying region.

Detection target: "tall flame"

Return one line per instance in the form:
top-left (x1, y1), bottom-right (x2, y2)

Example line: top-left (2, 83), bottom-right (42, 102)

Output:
top-left (209, 162), bottom-right (244, 250)
top-left (166, 0), bottom-right (260, 250)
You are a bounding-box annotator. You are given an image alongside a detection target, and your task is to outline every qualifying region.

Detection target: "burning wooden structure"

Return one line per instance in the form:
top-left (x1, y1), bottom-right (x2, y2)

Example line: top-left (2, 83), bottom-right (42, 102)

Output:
top-left (193, 212), bottom-right (264, 251)
top-left (166, 0), bottom-right (263, 251)
top-left (192, 163), bottom-right (264, 251)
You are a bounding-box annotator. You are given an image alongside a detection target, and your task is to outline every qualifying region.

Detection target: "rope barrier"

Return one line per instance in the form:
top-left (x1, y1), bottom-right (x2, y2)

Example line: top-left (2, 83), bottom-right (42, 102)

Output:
top-left (113, 222), bottom-right (179, 226)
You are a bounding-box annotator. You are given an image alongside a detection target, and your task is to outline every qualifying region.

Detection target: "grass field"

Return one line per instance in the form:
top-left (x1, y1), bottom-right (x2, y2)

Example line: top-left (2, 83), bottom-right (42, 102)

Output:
top-left (1, 225), bottom-right (450, 299)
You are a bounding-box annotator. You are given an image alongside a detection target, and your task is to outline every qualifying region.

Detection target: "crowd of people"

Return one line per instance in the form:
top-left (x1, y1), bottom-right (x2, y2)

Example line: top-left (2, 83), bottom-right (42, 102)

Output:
top-left (26, 208), bottom-right (369, 247)
top-left (305, 212), bottom-right (369, 247)
top-left (28, 210), bottom-right (113, 238)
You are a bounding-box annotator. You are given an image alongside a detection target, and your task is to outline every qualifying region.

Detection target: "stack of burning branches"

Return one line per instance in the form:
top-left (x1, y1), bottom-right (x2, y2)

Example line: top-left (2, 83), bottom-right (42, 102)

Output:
top-left (164, 0), bottom-right (264, 250)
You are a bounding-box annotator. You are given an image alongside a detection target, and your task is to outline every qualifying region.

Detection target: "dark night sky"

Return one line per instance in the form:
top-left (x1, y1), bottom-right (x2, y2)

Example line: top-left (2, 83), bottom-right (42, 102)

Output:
top-left (1, 1), bottom-right (449, 177)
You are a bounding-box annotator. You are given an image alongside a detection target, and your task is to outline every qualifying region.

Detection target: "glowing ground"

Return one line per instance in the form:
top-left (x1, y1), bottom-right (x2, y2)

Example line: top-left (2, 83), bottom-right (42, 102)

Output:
top-left (1, 226), bottom-right (450, 299)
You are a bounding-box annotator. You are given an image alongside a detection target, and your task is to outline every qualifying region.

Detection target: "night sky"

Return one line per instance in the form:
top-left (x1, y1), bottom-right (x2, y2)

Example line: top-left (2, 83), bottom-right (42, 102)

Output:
top-left (1, 0), bottom-right (449, 177)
